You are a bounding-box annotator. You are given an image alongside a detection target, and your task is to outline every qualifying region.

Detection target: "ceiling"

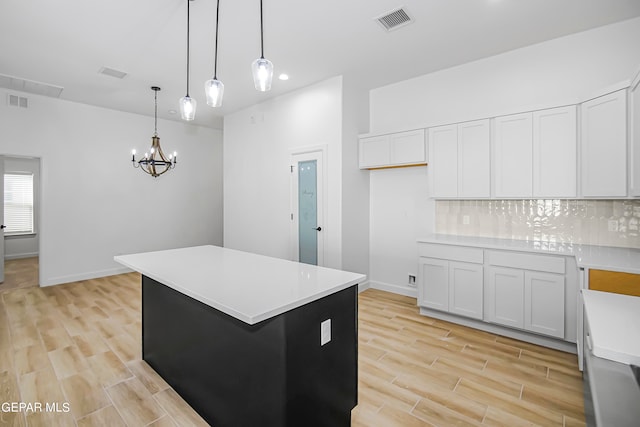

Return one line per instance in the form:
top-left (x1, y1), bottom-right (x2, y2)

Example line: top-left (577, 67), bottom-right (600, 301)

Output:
top-left (2, 0), bottom-right (640, 130)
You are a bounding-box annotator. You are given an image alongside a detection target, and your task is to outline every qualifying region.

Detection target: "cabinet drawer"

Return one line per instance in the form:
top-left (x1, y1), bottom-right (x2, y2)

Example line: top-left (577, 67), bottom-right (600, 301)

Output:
top-left (487, 250), bottom-right (565, 274)
top-left (418, 243), bottom-right (483, 264)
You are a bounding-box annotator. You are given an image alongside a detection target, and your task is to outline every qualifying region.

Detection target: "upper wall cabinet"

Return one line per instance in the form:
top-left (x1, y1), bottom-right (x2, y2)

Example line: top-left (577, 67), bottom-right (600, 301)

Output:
top-left (429, 119), bottom-right (490, 198)
top-left (533, 106), bottom-right (577, 198)
top-left (492, 106), bottom-right (577, 199)
top-left (492, 112), bottom-right (533, 198)
top-left (581, 89), bottom-right (627, 197)
top-left (359, 129), bottom-right (426, 169)
top-left (630, 71), bottom-right (640, 197)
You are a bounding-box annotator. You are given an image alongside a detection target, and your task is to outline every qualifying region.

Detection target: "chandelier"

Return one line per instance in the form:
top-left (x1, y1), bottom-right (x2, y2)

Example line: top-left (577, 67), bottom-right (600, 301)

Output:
top-left (131, 86), bottom-right (177, 178)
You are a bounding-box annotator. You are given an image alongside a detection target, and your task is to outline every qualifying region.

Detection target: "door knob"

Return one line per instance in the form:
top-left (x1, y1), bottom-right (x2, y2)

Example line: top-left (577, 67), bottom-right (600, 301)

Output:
top-left (0, 225), bottom-right (5, 230)
top-left (314, 227), bottom-right (322, 231)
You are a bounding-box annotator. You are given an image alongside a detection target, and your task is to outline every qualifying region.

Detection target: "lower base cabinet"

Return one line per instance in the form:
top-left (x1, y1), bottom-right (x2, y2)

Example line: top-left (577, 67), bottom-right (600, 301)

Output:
top-left (418, 243), bottom-right (568, 341)
top-left (418, 254), bottom-right (483, 320)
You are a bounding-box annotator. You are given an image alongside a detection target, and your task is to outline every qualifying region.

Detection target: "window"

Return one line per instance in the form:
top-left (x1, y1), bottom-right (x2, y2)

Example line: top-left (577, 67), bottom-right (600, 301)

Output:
top-left (4, 173), bottom-right (34, 235)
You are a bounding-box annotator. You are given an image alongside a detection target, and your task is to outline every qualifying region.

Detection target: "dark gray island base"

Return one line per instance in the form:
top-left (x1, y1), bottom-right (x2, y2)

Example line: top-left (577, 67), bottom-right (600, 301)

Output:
top-left (142, 275), bottom-right (358, 427)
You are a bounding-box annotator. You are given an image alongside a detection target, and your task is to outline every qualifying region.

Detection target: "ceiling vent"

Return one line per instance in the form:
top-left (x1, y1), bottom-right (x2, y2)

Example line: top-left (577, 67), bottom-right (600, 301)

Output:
top-left (8, 94), bottom-right (28, 108)
top-left (0, 74), bottom-right (63, 98)
top-left (375, 7), bottom-right (413, 31)
top-left (98, 66), bottom-right (128, 79)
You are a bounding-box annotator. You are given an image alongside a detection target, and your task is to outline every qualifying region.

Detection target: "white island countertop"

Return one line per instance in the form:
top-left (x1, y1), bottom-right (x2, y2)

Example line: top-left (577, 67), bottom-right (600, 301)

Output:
top-left (114, 245), bottom-right (366, 325)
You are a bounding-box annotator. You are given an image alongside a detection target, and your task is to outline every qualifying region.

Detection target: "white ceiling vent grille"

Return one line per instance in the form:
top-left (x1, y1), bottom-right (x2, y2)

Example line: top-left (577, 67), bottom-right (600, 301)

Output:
top-left (376, 7), bottom-right (413, 31)
top-left (8, 94), bottom-right (28, 108)
top-left (0, 74), bottom-right (63, 98)
top-left (98, 67), bottom-right (128, 79)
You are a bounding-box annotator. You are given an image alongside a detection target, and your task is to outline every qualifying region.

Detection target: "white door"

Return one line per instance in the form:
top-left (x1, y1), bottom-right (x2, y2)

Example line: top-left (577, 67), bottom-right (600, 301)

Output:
top-left (458, 119), bottom-right (491, 198)
top-left (486, 266), bottom-right (524, 329)
top-left (524, 271), bottom-right (565, 338)
top-left (290, 149), bottom-right (325, 266)
top-left (449, 261), bottom-right (483, 319)
top-left (0, 155), bottom-right (4, 282)
top-left (492, 113), bottom-right (533, 198)
top-left (418, 257), bottom-right (449, 311)
top-left (428, 124), bottom-right (458, 198)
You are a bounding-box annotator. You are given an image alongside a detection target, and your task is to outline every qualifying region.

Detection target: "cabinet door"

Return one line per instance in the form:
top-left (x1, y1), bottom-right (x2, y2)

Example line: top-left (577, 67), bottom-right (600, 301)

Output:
top-left (429, 124), bottom-right (458, 198)
top-left (390, 130), bottom-right (426, 165)
top-left (359, 135), bottom-right (390, 169)
top-left (458, 119), bottom-right (491, 198)
top-left (485, 266), bottom-right (524, 329)
top-left (581, 90), bottom-right (627, 197)
top-left (524, 271), bottom-right (565, 338)
top-left (492, 113), bottom-right (533, 197)
top-left (449, 262), bottom-right (483, 319)
top-left (631, 74), bottom-right (640, 197)
top-left (418, 257), bottom-right (449, 311)
top-left (533, 106), bottom-right (577, 197)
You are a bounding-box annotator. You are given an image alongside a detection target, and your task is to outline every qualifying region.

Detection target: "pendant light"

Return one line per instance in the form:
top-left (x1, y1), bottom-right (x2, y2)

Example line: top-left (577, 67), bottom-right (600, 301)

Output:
top-left (131, 87), bottom-right (177, 178)
top-left (251, 0), bottom-right (273, 92)
top-left (179, 0), bottom-right (197, 120)
top-left (204, 0), bottom-right (224, 107)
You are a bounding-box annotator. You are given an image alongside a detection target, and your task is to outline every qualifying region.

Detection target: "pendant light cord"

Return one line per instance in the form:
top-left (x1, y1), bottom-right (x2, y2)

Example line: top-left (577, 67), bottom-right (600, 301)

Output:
top-left (154, 89), bottom-right (158, 136)
top-left (259, 0), bottom-right (264, 59)
top-left (186, 0), bottom-right (191, 96)
top-left (214, 0), bottom-right (220, 78)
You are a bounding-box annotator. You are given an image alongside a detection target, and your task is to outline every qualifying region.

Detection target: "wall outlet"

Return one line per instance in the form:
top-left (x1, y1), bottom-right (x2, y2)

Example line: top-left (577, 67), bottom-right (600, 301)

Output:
top-left (608, 220), bottom-right (618, 232)
top-left (408, 274), bottom-right (416, 287)
top-left (321, 319), bottom-right (331, 346)
top-left (463, 215), bottom-right (470, 225)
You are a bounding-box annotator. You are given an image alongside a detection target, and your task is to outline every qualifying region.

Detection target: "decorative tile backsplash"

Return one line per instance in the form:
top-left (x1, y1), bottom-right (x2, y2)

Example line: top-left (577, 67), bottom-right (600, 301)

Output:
top-left (435, 200), bottom-right (640, 249)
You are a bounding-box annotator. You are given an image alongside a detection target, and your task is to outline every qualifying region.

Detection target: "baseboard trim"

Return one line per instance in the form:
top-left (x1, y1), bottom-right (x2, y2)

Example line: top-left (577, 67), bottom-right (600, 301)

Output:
top-left (357, 280), bottom-right (370, 293)
top-left (41, 266), bottom-right (133, 287)
top-left (419, 306), bottom-right (577, 354)
top-left (4, 252), bottom-right (39, 261)
top-left (369, 280), bottom-right (417, 298)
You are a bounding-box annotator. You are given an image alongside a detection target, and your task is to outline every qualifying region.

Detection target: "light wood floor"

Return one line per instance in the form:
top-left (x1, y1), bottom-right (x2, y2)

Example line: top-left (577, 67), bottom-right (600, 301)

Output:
top-left (0, 272), bottom-right (585, 426)
top-left (1, 257), bottom-right (39, 292)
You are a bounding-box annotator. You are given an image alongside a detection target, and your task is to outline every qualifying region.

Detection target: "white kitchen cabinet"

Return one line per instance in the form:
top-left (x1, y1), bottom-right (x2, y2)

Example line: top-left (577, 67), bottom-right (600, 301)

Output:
top-left (458, 120), bottom-right (491, 198)
top-left (428, 124), bottom-right (458, 198)
top-left (631, 70), bottom-right (640, 197)
top-left (418, 257), bottom-right (449, 311)
top-left (524, 271), bottom-right (565, 338)
top-left (485, 266), bottom-right (525, 329)
top-left (485, 251), bottom-right (565, 339)
top-left (580, 90), bottom-right (627, 197)
top-left (359, 129), bottom-right (426, 169)
top-left (492, 113), bottom-right (533, 197)
top-left (429, 119), bottom-right (490, 198)
top-left (533, 106), bottom-right (577, 197)
top-left (448, 261), bottom-right (483, 319)
top-left (418, 244), bottom-right (483, 320)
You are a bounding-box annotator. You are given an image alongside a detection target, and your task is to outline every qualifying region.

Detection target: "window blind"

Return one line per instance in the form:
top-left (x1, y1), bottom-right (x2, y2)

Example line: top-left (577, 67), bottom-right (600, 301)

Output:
top-left (4, 173), bottom-right (34, 234)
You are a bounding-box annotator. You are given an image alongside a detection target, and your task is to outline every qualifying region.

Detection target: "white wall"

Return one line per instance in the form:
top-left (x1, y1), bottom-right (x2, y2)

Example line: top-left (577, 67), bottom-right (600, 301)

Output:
top-left (3, 156), bottom-right (40, 259)
top-left (0, 90), bottom-right (223, 286)
top-left (224, 77), bottom-right (344, 270)
top-left (366, 17), bottom-right (640, 296)
top-left (370, 17), bottom-right (640, 134)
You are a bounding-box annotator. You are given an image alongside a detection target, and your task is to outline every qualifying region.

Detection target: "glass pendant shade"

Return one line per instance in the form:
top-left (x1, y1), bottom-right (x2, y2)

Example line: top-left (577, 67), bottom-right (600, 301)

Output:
top-left (179, 95), bottom-right (197, 121)
top-left (205, 78), bottom-right (224, 107)
top-left (252, 57), bottom-right (273, 92)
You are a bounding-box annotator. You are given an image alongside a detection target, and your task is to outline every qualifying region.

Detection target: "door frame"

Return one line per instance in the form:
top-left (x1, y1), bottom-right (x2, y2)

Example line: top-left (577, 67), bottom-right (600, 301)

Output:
top-left (289, 145), bottom-right (327, 266)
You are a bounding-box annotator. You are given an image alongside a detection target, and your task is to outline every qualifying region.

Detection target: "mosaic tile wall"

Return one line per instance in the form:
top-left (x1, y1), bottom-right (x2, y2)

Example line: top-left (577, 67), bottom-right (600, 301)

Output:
top-left (435, 200), bottom-right (640, 248)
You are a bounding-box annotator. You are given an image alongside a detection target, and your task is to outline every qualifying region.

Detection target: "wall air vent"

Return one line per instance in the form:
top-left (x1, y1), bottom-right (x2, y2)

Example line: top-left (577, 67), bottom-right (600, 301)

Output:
top-left (8, 94), bottom-right (28, 108)
top-left (375, 7), bottom-right (413, 31)
top-left (98, 66), bottom-right (128, 79)
top-left (0, 73), bottom-right (63, 98)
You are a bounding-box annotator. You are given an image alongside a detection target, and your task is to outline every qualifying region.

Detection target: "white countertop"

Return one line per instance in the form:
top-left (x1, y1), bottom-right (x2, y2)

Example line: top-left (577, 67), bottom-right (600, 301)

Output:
top-left (418, 234), bottom-right (640, 274)
top-left (583, 289), bottom-right (640, 365)
top-left (114, 245), bottom-right (366, 325)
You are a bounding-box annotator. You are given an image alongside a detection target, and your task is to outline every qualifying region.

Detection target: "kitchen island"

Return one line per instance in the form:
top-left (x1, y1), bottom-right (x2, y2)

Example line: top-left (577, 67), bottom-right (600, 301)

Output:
top-left (114, 245), bottom-right (365, 427)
